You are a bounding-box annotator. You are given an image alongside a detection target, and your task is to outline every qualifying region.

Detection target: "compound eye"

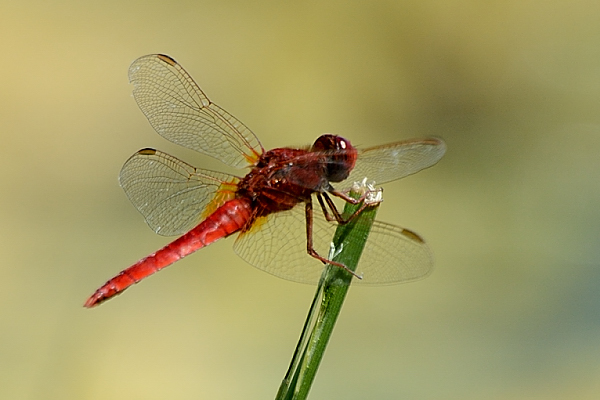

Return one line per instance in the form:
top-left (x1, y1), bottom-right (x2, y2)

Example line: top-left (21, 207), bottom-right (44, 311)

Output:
top-left (311, 135), bottom-right (357, 182)
top-left (312, 134), bottom-right (337, 151)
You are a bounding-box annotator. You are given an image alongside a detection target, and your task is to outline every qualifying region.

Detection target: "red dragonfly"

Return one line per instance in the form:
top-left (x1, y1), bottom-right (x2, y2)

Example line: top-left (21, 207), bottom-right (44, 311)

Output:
top-left (84, 54), bottom-right (446, 308)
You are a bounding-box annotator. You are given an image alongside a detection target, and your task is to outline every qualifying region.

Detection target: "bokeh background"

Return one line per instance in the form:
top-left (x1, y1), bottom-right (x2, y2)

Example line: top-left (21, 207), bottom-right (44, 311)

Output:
top-left (2, 1), bottom-right (600, 399)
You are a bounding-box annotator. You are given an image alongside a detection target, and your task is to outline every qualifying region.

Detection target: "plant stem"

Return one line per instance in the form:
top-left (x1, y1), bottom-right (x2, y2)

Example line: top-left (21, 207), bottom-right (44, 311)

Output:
top-left (276, 190), bottom-right (379, 400)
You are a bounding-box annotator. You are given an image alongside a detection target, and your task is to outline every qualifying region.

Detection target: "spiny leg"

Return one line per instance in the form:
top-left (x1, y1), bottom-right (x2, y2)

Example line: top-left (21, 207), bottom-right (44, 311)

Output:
top-left (304, 199), bottom-right (362, 280)
top-left (317, 192), bottom-right (373, 225)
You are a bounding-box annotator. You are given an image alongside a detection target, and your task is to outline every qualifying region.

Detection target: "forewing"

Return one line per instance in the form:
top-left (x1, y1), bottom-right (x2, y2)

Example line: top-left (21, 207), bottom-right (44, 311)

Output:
top-left (128, 54), bottom-right (263, 168)
top-left (342, 137), bottom-right (446, 186)
top-left (119, 149), bottom-right (239, 236)
top-left (233, 201), bottom-right (433, 285)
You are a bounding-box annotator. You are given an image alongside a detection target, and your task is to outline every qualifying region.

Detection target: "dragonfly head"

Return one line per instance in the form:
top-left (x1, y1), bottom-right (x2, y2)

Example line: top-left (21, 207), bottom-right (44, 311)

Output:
top-left (311, 134), bottom-right (357, 182)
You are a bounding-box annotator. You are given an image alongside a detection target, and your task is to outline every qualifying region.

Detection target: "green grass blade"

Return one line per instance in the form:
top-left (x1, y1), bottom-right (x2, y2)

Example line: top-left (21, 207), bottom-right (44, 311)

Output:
top-left (276, 190), bottom-right (379, 400)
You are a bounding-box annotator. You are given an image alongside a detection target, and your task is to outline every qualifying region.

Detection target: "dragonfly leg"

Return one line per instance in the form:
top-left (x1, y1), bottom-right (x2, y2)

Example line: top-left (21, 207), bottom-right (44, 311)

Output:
top-left (316, 193), bottom-right (339, 222)
top-left (329, 187), bottom-right (366, 204)
top-left (305, 199), bottom-right (363, 280)
top-left (317, 192), bottom-right (373, 225)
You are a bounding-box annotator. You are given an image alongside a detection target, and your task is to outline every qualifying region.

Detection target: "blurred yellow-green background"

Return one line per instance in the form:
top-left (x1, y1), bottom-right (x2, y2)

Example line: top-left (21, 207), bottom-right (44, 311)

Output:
top-left (2, 1), bottom-right (600, 399)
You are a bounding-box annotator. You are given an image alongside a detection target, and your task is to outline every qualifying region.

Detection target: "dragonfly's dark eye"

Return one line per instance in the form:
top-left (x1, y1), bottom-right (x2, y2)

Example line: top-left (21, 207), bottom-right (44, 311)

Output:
top-left (312, 134), bottom-right (357, 182)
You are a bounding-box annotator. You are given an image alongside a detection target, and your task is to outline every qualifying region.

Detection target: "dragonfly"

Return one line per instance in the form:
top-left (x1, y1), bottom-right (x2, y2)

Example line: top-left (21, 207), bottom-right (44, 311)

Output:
top-left (84, 54), bottom-right (446, 308)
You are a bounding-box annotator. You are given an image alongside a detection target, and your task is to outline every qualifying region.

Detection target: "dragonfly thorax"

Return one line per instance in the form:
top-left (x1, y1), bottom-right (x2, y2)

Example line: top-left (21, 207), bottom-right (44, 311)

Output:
top-left (236, 147), bottom-right (325, 216)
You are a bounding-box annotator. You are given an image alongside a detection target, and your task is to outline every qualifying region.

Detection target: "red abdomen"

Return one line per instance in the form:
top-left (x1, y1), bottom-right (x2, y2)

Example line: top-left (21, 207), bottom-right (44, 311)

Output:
top-left (84, 198), bottom-right (253, 307)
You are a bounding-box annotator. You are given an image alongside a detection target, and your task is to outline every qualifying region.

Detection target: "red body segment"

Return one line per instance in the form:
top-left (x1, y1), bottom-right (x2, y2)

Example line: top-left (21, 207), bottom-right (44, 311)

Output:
top-left (84, 198), bottom-right (253, 307)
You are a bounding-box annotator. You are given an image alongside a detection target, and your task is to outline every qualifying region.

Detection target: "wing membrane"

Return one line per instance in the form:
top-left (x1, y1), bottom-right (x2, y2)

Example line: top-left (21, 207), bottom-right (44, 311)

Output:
top-left (233, 201), bottom-right (433, 285)
top-left (119, 149), bottom-right (239, 236)
top-left (342, 137), bottom-right (446, 186)
top-left (128, 54), bottom-right (263, 168)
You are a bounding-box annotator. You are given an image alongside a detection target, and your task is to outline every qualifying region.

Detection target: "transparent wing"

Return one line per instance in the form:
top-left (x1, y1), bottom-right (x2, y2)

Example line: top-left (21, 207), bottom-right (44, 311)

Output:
top-left (233, 202), bottom-right (433, 285)
top-left (342, 137), bottom-right (446, 186)
top-left (119, 149), bottom-right (239, 236)
top-left (128, 54), bottom-right (264, 168)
